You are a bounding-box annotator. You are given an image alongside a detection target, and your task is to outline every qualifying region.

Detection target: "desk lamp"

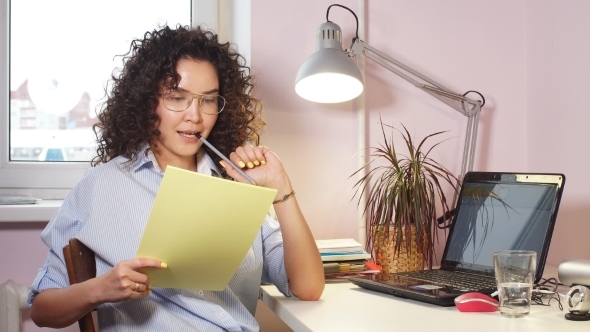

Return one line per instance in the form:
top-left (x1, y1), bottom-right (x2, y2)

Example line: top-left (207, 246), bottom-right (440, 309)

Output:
top-left (295, 4), bottom-right (485, 180)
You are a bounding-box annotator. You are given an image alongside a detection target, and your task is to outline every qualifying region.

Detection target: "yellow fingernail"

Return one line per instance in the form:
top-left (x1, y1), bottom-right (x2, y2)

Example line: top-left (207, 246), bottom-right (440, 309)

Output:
top-left (219, 161), bottom-right (225, 168)
top-left (260, 160), bottom-right (266, 165)
top-left (161, 262), bottom-right (168, 268)
top-left (253, 160), bottom-right (260, 166)
top-left (149, 289), bottom-right (152, 295)
top-left (247, 162), bottom-right (254, 169)
top-left (148, 284), bottom-right (152, 290)
top-left (238, 161), bottom-right (246, 168)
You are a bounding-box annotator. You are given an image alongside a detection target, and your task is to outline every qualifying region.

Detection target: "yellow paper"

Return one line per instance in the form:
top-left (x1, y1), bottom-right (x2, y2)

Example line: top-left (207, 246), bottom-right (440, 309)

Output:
top-left (136, 166), bottom-right (277, 290)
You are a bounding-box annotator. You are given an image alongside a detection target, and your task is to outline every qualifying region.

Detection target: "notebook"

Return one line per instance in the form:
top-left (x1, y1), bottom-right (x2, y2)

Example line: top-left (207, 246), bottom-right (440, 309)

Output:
top-left (349, 171), bottom-right (566, 306)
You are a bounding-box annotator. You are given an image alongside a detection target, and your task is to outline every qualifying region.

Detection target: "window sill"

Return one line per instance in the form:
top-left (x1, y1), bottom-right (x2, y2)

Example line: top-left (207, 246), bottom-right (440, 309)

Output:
top-left (0, 200), bottom-right (62, 222)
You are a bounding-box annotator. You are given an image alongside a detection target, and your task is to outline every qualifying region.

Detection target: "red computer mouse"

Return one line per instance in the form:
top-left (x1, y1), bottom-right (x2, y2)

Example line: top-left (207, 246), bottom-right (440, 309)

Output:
top-left (454, 292), bottom-right (499, 312)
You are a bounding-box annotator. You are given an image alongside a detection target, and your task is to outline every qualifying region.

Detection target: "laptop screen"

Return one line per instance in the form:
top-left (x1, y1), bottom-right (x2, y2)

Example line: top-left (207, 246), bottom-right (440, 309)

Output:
top-left (441, 172), bottom-right (565, 278)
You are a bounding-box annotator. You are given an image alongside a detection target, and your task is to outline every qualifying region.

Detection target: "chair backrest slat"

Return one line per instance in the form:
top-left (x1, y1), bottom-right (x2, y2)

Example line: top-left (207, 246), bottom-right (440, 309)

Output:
top-left (63, 238), bottom-right (97, 332)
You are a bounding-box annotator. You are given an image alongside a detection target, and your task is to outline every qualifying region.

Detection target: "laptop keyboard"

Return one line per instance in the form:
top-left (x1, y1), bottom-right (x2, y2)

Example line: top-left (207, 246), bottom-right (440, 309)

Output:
top-left (397, 269), bottom-right (497, 291)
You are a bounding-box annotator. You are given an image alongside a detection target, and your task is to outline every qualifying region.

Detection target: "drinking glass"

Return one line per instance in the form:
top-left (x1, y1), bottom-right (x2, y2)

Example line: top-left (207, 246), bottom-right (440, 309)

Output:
top-left (493, 250), bottom-right (537, 318)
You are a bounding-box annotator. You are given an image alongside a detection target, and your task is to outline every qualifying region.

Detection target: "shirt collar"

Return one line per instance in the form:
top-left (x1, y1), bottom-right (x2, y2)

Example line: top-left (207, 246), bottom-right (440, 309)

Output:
top-left (130, 144), bottom-right (220, 176)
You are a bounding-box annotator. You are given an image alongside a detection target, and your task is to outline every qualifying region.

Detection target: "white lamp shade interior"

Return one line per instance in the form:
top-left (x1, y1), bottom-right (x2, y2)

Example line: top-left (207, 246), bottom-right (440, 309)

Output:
top-left (295, 73), bottom-right (363, 103)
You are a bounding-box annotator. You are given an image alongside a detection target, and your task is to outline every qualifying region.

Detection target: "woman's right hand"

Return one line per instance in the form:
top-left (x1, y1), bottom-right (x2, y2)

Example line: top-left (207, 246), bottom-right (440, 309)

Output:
top-left (30, 257), bottom-right (165, 328)
top-left (93, 257), bottom-right (165, 303)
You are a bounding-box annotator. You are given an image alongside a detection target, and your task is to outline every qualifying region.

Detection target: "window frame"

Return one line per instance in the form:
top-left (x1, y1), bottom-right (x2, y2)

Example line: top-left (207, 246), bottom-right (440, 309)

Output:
top-left (0, 0), bottom-right (248, 199)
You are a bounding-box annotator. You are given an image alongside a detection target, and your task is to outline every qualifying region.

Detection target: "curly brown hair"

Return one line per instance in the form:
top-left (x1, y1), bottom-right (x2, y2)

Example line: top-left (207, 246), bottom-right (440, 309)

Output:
top-left (92, 25), bottom-right (265, 169)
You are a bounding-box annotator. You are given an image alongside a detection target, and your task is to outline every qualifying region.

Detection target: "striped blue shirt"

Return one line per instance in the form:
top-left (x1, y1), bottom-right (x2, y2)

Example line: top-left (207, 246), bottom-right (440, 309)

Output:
top-left (28, 146), bottom-right (292, 331)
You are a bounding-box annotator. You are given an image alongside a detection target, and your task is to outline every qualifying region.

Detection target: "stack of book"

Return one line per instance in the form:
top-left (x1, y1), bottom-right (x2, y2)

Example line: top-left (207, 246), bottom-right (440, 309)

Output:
top-left (316, 238), bottom-right (381, 280)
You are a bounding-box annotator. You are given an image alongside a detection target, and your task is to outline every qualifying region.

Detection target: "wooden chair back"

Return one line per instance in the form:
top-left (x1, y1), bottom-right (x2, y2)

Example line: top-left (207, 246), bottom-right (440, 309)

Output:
top-left (63, 238), bottom-right (97, 332)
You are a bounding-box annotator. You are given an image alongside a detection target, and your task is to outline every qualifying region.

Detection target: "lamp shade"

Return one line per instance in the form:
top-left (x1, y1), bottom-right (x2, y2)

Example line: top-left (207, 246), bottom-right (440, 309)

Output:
top-left (295, 22), bottom-right (364, 103)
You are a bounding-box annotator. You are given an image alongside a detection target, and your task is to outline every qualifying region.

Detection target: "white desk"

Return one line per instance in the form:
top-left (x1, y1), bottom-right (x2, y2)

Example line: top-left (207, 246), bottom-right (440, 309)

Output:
top-left (260, 266), bottom-right (588, 332)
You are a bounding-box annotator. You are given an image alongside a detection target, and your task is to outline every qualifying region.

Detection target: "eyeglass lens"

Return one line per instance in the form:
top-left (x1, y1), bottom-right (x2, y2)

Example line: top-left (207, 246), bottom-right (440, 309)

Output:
top-left (163, 91), bottom-right (225, 114)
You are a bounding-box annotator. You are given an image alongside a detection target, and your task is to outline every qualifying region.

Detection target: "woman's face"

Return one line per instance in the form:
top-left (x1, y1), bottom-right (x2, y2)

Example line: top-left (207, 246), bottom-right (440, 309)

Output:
top-left (153, 59), bottom-right (219, 171)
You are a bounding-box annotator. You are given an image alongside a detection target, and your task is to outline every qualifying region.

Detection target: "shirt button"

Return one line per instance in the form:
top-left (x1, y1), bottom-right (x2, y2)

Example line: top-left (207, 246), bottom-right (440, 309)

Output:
top-left (198, 291), bottom-right (204, 296)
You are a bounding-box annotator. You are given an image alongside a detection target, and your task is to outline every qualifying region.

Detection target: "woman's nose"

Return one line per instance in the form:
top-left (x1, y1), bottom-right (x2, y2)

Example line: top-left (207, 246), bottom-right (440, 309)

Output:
top-left (184, 99), bottom-right (202, 123)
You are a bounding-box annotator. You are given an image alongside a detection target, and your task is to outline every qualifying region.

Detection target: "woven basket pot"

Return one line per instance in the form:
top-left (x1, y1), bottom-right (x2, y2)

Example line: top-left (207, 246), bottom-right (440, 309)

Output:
top-left (374, 225), bottom-right (427, 274)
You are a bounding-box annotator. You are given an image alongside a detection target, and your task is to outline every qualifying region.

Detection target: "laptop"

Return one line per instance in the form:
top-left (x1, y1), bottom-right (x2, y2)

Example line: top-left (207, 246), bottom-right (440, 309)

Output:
top-left (350, 171), bottom-right (566, 306)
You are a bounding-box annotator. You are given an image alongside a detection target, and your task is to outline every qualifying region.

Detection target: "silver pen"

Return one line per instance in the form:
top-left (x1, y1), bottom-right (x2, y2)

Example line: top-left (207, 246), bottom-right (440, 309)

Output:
top-left (195, 133), bottom-right (257, 185)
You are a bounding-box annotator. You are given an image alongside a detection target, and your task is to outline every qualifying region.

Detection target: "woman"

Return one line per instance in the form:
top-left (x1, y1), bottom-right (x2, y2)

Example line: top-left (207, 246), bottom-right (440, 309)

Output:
top-left (28, 25), bottom-right (324, 331)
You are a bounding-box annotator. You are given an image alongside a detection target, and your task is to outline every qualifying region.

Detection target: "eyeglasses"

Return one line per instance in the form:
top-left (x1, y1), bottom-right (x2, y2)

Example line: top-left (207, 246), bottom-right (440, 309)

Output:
top-left (161, 90), bottom-right (226, 114)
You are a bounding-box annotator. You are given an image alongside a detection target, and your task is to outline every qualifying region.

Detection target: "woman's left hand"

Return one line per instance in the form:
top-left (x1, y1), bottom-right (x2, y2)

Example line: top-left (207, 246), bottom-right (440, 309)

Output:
top-left (222, 145), bottom-right (290, 191)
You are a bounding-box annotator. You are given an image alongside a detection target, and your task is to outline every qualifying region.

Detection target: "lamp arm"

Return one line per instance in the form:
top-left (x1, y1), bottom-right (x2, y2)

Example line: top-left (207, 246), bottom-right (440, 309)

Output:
top-left (347, 38), bottom-right (482, 180)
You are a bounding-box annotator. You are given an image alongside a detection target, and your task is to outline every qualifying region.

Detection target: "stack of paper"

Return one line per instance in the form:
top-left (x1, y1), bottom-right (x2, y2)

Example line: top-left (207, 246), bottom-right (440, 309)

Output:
top-left (315, 238), bottom-right (380, 279)
top-left (316, 238), bottom-right (371, 262)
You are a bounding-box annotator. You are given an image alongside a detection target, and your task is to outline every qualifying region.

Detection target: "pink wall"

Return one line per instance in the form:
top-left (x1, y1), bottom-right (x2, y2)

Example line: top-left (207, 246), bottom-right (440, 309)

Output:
top-left (363, 0), bottom-right (528, 261)
top-left (252, 0), bottom-right (589, 266)
top-left (252, 0), bottom-right (526, 248)
top-left (526, 1), bottom-right (590, 265)
top-left (0, 222), bottom-right (78, 331)
top-left (251, 0), bottom-right (362, 241)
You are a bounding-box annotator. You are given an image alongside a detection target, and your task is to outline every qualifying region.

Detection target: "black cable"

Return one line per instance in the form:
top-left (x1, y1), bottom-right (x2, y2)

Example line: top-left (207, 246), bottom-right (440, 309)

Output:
top-left (536, 277), bottom-right (563, 292)
top-left (326, 4), bottom-right (359, 39)
top-left (461, 90), bottom-right (486, 107)
top-left (531, 292), bottom-right (564, 310)
top-left (531, 277), bottom-right (564, 310)
top-left (436, 208), bottom-right (456, 229)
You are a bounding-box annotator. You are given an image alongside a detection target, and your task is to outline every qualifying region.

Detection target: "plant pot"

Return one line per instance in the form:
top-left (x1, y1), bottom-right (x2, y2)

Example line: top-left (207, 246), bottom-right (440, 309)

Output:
top-left (374, 225), bottom-right (427, 273)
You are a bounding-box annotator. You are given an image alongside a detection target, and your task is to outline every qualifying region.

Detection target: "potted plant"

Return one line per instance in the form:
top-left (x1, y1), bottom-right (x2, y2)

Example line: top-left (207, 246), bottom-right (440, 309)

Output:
top-left (351, 121), bottom-right (461, 273)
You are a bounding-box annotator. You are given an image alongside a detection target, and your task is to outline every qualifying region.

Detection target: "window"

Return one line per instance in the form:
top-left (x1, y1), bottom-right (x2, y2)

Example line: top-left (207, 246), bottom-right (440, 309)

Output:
top-left (0, 0), bottom-right (249, 199)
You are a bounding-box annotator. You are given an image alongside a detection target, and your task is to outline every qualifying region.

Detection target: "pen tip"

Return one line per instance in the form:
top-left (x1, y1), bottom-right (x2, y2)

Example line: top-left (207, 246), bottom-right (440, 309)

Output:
top-left (195, 133), bottom-right (202, 138)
